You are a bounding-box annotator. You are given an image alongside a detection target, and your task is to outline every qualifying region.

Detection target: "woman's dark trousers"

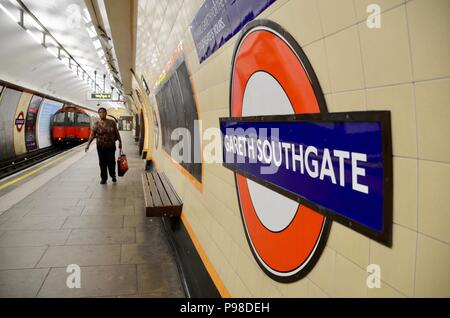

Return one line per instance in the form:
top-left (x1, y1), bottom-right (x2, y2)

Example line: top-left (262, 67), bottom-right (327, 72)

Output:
top-left (97, 146), bottom-right (116, 181)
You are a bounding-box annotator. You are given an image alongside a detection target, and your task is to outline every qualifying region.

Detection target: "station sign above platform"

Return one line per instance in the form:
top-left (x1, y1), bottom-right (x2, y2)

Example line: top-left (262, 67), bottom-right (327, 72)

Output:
top-left (89, 93), bottom-right (113, 101)
top-left (191, 0), bottom-right (277, 63)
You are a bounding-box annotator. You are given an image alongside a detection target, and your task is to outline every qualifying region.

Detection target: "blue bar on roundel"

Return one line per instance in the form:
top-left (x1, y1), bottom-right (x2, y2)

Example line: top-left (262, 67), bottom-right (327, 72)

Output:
top-left (220, 112), bottom-right (392, 243)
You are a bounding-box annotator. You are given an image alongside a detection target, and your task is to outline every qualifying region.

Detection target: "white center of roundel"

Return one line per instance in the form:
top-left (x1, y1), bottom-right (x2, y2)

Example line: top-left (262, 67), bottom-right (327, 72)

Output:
top-left (242, 71), bottom-right (299, 232)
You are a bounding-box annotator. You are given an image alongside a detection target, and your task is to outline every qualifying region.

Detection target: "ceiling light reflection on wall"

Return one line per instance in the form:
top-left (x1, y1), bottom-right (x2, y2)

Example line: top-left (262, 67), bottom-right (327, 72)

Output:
top-left (46, 47), bottom-right (58, 58)
top-left (93, 39), bottom-right (102, 49)
top-left (83, 8), bottom-right (92, 24)
top-left (26, 29), bottom-right (41, 45)
top-left (0, 2), bottom-right (19, 23)
top-left (87, 25), bottom-right (97, 38)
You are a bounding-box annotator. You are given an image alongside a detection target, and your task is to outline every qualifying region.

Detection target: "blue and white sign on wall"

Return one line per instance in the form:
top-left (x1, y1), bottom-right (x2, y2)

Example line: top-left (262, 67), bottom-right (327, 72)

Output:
top-left (191, 0), bottom-right (277, 63)
top-left (220, 113), bottom-right (393, 246)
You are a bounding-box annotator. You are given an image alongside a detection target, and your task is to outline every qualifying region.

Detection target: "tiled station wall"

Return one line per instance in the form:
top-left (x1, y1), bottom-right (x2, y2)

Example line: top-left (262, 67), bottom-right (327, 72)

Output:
top-left (136, 0), bottom-right (449, 297)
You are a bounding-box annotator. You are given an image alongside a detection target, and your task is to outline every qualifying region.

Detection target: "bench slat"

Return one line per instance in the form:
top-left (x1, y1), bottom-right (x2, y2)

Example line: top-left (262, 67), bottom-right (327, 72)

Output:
top-left (155, 172), bottom-right (179, 206)
top-left (160, 173), bottom-right (182, 206)
top-left (141, 172), bottom-right (154, 207)
top-left (152, 172), bottom-right (172, 207)
top-left (141, 171), bottom-right (183, 218)
top-left (147, 172), bottom-right (163, 207)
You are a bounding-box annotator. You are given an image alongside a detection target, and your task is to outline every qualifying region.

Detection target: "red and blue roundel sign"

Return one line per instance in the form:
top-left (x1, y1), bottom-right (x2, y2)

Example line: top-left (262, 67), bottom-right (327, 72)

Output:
top-left (230, 20), bottom-right (331, 282)
top-left (15, 112), bottom-right (25, 132)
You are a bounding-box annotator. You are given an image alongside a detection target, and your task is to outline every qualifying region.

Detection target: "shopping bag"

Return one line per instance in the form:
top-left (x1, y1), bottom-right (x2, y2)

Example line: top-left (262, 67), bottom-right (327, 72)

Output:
top-left (117, 150), bottom-right (128, 177)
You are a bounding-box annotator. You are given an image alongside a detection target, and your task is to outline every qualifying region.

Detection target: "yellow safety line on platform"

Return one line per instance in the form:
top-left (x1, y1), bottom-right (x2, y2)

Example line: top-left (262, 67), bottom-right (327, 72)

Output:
top-left (0, 147), bottom-right (82, 191)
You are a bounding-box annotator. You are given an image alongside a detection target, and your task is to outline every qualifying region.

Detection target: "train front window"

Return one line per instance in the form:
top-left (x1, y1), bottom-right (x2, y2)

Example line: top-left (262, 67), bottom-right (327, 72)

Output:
top-left (67, 112), bottom-right (75, 126)
top-left (77, 113), bottom-right (90, 126)
top-left (53, 112), bottom-right (66, 126)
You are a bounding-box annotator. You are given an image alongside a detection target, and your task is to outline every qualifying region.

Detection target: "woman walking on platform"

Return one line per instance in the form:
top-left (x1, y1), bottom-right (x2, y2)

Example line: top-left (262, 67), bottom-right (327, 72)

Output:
top-left (85, 107), bottom-right (122, 184)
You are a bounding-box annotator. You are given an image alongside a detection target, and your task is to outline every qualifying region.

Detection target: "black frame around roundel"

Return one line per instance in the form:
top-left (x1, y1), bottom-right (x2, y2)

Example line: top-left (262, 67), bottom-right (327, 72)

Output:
top-left (228, 19), bottom-right (332, 283)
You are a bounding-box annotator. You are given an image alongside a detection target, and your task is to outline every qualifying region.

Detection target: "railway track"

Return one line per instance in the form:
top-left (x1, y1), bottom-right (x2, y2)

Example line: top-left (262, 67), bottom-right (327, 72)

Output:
top-left (0, 146), bottom-right (74, 180)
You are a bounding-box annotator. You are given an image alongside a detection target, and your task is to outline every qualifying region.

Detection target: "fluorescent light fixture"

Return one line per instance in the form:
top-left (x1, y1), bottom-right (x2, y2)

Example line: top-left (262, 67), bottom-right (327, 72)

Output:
top-left (83, 8), bottom-right (92, 24)
top-left (87, 25), bottom-right (97, 38)
top-left (0, 3), bottom-right (19, 22)
top-left (93, 39), bottom-right (101, 49)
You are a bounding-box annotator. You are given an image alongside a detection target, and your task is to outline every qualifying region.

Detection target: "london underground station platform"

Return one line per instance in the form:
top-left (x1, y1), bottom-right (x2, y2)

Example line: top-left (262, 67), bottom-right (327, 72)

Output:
top-left (0, 132), bottom-right (184, 298)
top-left (1, 0), bottom-right (449, 301)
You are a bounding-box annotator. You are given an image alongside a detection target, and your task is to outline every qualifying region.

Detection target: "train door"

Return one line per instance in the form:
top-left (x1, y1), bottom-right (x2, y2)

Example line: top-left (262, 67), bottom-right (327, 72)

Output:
top-left (65, 111), bottom-right (76, 139)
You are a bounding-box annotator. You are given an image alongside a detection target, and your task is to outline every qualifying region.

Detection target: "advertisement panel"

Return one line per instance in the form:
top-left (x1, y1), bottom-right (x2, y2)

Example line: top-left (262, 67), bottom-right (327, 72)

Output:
top-left (25, 95), bottom-right (44, 151)
top-left (13, 92), bottom-right (32, 156)
top-left (0, 88), bottom-right (22, 161)
top-left (36, 98), bottom-right (63, 149)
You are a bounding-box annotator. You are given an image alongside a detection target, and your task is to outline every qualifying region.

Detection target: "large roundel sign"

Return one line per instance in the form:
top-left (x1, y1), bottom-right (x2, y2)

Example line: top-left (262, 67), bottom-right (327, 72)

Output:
top-left (222, 20), bottom-right (393, 282)
top-left (229, 20), bottom-right (331, 282)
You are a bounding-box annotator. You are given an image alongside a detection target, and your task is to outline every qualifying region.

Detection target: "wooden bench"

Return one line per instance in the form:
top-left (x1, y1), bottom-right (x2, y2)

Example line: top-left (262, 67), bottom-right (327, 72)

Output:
top-left (141, 171), bottom-right (183, 217)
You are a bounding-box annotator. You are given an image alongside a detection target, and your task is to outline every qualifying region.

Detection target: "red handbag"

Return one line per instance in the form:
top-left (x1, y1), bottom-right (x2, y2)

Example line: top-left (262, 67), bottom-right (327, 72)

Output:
top-left (117, 150), bottom-right (128, 177)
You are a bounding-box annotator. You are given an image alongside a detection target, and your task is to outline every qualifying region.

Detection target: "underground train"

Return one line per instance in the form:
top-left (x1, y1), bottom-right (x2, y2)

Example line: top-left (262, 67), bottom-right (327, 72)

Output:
top-left (50, 106), bottom-right (97, 145)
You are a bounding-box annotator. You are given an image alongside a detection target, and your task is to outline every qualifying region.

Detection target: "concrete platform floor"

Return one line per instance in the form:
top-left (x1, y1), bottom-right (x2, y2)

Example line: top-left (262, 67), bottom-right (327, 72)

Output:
top-left (0, 132), bottom-right (185, 298)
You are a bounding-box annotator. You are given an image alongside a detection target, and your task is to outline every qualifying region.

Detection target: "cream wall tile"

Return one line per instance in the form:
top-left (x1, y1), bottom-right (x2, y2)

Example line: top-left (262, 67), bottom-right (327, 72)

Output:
top-left (354, 0), bottom-right (405, 22)
top-left (415, 78), bottom-right (450, 162)
top-left (370, 224), bottom-right (417, 296)
top-left (274, 278), bottom-right (308, 298)
top-left (303, 40), bottom-right (331, 94)
top-left (229, 273), bottom-right (253, 298)
top-left (186, 50), bottom-right (201, 76)
top-left (327, 222), bottom-right (370, 269)
top-left (229, 241), bottom-right (241, 272)
top-left (235, 253), bottom-right (265, 296)
top-left (203, 163), bottom-right (235, 187)
top-left (415, 234), bottom-right (450, 297)
top-left (308, 247), bottom-right (336, 296)
top-left (201, 106), bottom-right (228, 129)
top-left (258, 0), bottom-right (289, 18)
top-left (367, 281), bottom-right (406, 298)
top-left (407, 0), bottom-right (450, 81)
top-left (318, 0), bottom-right (358, 36)
top-left (418, 161), bottom-right (450, 244)
top-left (359, 6), bottom-right (413, 87)
top-left (335, 254), bottom-right (368, 297)
top-left (307, 280), bottom-right (330, 298)
top-left (270, 0), bottom-right (323, 46)
top-left (210, 218), bottom-right (233, 259)
top-left (393, 157), bottom-right (418, 230)
top-left (324, 94), bottom-right (334, 111)
top-left (204, 173), bottom-right (240, 214)
top-left (200, 81), bottom-right (230, 113)
top-left (325, 26), bottom-right (365, 93)
top-left (259, 279), bottom-right (283, 298)
top-left (328, 89), bottom-right (366, 112)
top-left (366, 84), bottom-right (417, 158)
top-left (231, 218), bottom-right (253, 259)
